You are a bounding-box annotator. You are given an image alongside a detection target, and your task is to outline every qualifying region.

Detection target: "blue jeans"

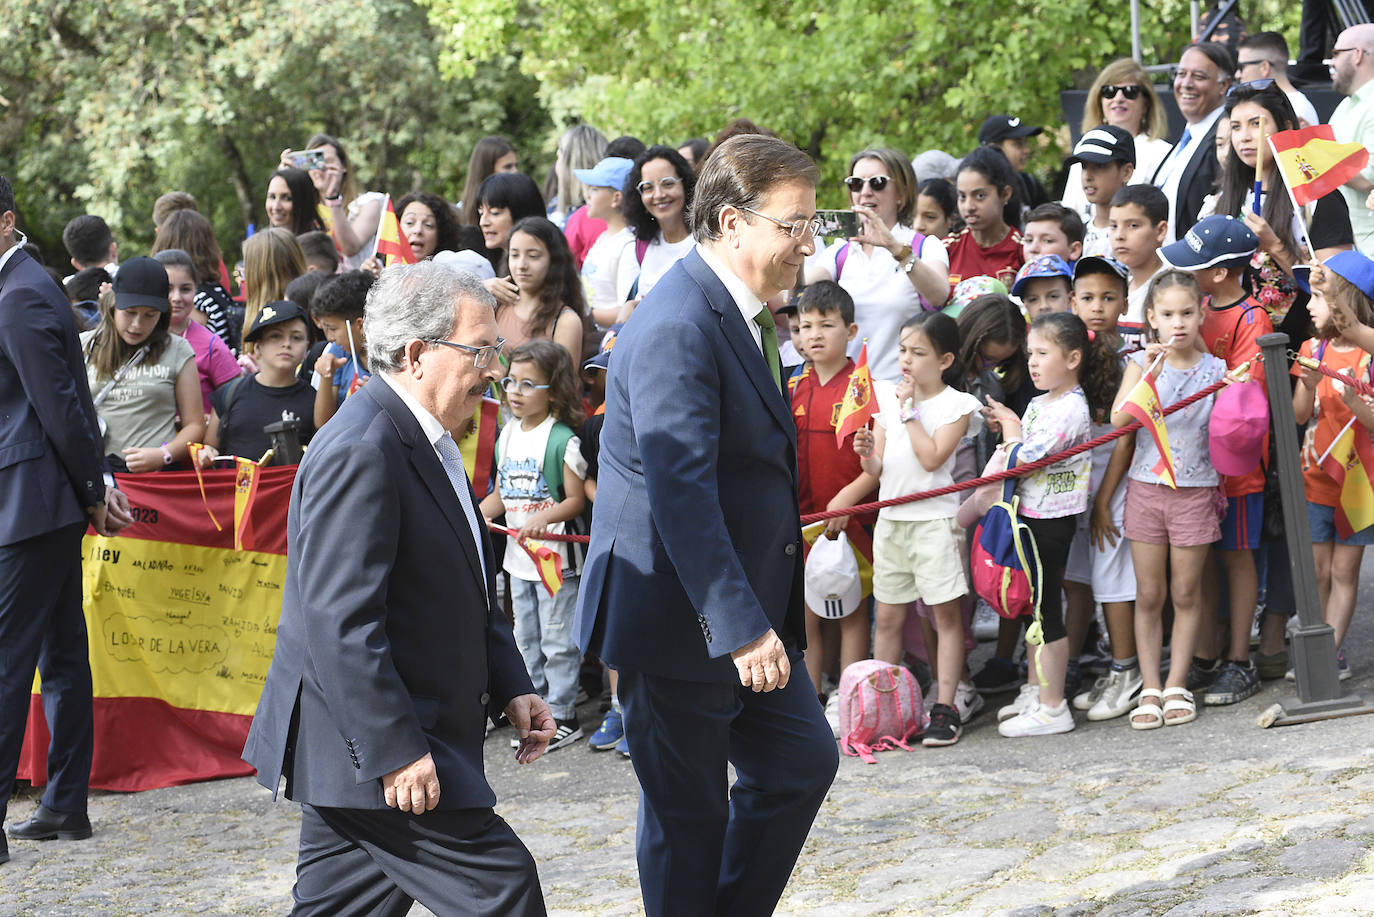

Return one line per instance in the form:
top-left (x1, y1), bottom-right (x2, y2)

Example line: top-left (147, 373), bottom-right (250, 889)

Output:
top-left (510, 574), bottom-right (582, 720)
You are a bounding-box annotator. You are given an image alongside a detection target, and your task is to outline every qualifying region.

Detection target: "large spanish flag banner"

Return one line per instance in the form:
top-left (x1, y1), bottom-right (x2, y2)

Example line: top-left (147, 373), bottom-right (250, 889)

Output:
top-left (18, 467), bottom-right (295, 792)
top-left (1319, 420), bottom-right (1374, 538)
top-left (1269, 125), bottom-right (1371, 206)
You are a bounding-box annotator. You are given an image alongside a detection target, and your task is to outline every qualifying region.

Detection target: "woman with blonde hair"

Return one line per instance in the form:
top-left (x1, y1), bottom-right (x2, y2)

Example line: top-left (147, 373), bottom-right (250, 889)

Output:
top-left (1063, 58), bottom-right (1173, 216)
top-left (547, 123), bottom-right (608, 227)
top-left (242, 228), bottom-right (307, 355)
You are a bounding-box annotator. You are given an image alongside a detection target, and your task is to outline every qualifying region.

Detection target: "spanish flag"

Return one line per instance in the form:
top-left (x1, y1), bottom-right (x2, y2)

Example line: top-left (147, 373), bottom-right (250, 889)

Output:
top-left (374, 195), bottom-right (418, 266)
top-left (1319, 420), bottom-right (1374, 538)
top-left (233, 456), bottom-right (262, 551)
top-left (1269, 126), bottom-right (1371, 206)
top-left (520, 536), bottom-right (565, 597)
top-left (834, 344), bottom-right (877, 447)
top-left (1120, 369), bottom-right (1177, 488)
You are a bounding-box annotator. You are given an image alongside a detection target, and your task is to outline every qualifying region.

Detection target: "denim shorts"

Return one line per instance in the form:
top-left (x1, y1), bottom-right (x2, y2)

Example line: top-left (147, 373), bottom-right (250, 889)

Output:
top-left (1307, 501), bottom-right (1374, 546)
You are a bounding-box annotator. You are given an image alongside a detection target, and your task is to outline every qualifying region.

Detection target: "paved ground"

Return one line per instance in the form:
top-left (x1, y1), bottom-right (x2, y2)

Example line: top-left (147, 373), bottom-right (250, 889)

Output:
top-left (5, 598), bottom-right (1374, 915)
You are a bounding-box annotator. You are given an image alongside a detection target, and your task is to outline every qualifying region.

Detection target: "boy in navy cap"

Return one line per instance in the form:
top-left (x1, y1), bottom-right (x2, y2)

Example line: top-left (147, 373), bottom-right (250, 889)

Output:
top-left (1159, 213), bottom-right (1271, 705)
top-left (199, 300), bottom-right (316, 465)
top-left (979, 114), bottom-right (1050, 211)
top-left (1012, 253), bottom-right (1074, 319)
top-left (1065, 125), bottom-right (1136, 259)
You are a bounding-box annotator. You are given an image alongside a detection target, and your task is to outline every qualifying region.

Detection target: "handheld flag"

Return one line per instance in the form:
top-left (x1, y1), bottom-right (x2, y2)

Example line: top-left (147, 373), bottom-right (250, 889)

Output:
top-left (233, 456), bottom-right (262, 551)
top-left (522, 537), bottom-right (565, 597)
top-left (1119, 358), bottom-right (1177, 488)
top-left (834, 343), bottom-right (878, 447)
top-left (373, 195), bottom-right (419, 266)
top-left (187, 444), bottom-right (223, 531)
top-left (1269, 125), bottom-right (1370, 206)
top-left (1318, 418), bottom-right (1374, 538)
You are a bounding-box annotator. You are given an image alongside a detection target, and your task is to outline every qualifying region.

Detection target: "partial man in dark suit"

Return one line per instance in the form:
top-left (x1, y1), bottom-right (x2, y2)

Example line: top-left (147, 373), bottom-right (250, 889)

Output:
top-left (1152, 41), bottom-right (1233, 242)
top-left (0, 176), bottom-right (132, 864)
top-left (242, 263), bottom-right (554, 916)
top-left (576, 135), bottom-right (839, 917)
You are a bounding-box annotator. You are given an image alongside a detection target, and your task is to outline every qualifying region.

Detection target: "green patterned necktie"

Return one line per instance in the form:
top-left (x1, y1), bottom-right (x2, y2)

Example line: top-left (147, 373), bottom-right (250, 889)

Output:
top-left (753, 307), bottom-right (781, 393)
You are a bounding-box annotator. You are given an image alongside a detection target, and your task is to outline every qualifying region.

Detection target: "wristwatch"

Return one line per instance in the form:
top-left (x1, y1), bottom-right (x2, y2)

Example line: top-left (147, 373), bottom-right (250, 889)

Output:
top-left (899, 246), bottom-right (919, 274)
top-left (160, 445), bottom-right (174, 466)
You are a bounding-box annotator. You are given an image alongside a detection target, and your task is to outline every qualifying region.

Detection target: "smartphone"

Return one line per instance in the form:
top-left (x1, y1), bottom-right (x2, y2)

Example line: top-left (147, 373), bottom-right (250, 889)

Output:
top-left (815, 209), bottom-right (860, 239)
top-left (288, 149), bottom-right (327, 172)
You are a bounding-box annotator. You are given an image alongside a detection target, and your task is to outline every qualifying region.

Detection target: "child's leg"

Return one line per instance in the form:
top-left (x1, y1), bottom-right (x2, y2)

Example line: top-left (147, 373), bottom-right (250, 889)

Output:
top-left (871, 518), bottom-right (916, 665)
top-left (1064, 581), bottom-right (1095, 658)
top-left (509, 577), bottom-right (549, 698)
top-left (838, 606), bottom-right (871, 675)
top-left (804, 607), bottom-right (825, 694)
top-left (537, 574), bottom-right (583, 722)
top-left (929, 599), bottom-right (965, 707)
top-left (1327, 544), bottom-right (1366, 648)
top-left (1102, 601), bottom-right (1137, 659)
top-left (873, 602), bottom-right (909, 663)
top-left (1220, 547), bottom-right (1259, 663)
top-left (1022, 515), bottom-right (1076, 707)
top-left (1165, 545), bottom-right (1213, 693)
top-left (821, 618), bottom-right (842, 683)
top-left (1130, 541), bottom-right (1170, 694)
top-left (918, 614), bottom-right (939, 683)
top-left (1312, 540), bottom-right (1334, 621)
top-left (1028, 638), bottom-right (1069, 707)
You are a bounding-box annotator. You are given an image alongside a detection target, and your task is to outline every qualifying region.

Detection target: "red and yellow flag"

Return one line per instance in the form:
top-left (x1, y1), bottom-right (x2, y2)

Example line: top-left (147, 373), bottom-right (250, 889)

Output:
top-left (1319, 420), bottom-right (1374, 538)
top-left (1269, 126), bottom-right (1371, 206)
top-left (374, 195), bottom-right (418, 266)
top-left (1121, 370), bottom-right (1177, 488)
top-left (521, 537), bottom-right (565, 597)
top-left (834, 344), bottom-right (877, 447)
top-left (233, 456), bottom-right (262, 551)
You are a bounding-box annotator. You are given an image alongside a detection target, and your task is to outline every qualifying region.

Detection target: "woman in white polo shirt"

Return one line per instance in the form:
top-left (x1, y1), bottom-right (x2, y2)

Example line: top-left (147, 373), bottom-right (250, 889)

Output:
top-left (804, 148), bottom-right (950, 381)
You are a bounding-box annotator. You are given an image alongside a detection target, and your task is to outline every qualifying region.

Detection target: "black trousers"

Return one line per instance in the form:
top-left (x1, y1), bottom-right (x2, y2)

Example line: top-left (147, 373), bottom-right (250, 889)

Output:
top-left (292, 803), bottom-right (546, 917)
top-left (0, 522), bottom-right (92, 818)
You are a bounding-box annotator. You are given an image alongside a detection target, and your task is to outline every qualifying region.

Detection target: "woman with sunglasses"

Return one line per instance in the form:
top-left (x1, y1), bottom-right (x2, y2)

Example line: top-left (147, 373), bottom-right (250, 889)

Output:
top-left (614, 146), bottom-right (696, 314)
top-left (803, 148), bottom-right (949, 381)
top-left (1063, 59), bottom-right (1173, 218)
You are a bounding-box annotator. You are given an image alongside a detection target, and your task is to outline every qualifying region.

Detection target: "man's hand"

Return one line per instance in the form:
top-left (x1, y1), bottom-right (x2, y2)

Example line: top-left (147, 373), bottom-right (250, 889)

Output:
top-left (505, 693), bottom-right (556, 764)
top-left (101, 489), bottom-right (134, 535)
top-left (730, 629), bottom-right (790, 692)
top-left (382, 752), bottom-right (440, 815)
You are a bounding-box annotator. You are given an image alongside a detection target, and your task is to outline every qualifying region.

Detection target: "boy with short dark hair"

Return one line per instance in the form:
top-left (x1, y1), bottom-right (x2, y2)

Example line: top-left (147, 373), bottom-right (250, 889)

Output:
top-left (201, 301), bottom-right (317, 464)
top-left (1021, 203), bottom-right (1084, 264)
top-left (1158, 214), bottom-right (1271, 705)
top-left (1064, 126), bottom-right (1136, 259)
top-left (297, 230), bottom-right (341, 275)
top-left (788, 281), bottom-right (877, 733)
top-left (1109, 184), bottom-right (1170, 348)
top-left (1011, 254), bottom-right (1074, 319)
top-left (310, 270), bottom-right (373, 427)
top-left (61, 214), bottom-right (117, 275)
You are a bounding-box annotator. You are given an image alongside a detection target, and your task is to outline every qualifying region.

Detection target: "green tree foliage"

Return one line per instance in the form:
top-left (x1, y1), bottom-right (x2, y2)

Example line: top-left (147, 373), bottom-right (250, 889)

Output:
top-left (0, 0), bottom-right (549, 264)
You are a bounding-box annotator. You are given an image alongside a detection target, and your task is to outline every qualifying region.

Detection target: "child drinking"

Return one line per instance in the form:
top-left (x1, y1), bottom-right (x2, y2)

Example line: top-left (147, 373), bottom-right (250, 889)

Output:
top-left (1111, 270), bottom-right (1227, 729)
top-left (479, 340), bottom-right (588, 750)
top-left (853, 312), bottom-right (982, 746)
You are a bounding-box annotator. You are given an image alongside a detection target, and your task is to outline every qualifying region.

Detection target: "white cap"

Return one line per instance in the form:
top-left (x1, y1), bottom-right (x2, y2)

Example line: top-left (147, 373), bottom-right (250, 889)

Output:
top-left (432, 249), bottom-right (496, 281)
top-left (804, 532), bottom-right (862, 619)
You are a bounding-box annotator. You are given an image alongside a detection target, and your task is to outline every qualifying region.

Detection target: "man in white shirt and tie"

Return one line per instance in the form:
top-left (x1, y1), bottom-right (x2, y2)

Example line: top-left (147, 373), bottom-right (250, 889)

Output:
top-left (1153, 42), bottom-right (1234, 243)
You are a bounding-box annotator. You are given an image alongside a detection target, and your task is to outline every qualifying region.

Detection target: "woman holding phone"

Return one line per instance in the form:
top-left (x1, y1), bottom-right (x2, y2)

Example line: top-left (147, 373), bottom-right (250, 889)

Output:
top-left (280, 134), bottom-right (385, 270)
top-left (803, 147), bottom-right (949, 382)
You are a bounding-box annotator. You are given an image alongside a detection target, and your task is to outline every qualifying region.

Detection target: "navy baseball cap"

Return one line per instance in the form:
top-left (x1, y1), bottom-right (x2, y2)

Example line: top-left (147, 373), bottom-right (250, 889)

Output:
top-left (574, 157), bottom-right (634, 191)
top-left (1011, 254), bottom-right (1074, 297)
top-left (1065, 126), bottom-right (1136, 166)
top-left (1158, 215), bottom-right (1259, 271)
top-left (112, 256), bottom-right (170, 312)
top-left (978, 115), bottom-right (1043, 143)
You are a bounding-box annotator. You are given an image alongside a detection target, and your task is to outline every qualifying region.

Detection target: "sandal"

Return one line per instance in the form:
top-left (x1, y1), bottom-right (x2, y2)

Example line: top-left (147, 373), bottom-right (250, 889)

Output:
top-left (1130, 689), bottom-right (1164, 730)
top-left (1162, 686), bottom-right (1197, 725)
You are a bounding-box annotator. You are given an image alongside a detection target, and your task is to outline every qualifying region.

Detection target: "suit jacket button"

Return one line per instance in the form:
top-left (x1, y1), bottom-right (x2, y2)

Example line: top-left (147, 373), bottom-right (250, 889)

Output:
top-left (480, 692), bottom-right (490, 706)
top-left (784, 542), bottom-right (797, 556)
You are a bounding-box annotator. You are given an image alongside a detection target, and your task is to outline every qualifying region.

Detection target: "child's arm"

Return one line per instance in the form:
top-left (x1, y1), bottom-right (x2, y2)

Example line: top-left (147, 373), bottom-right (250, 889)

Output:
top-left (1293, 361), bottom-right (1319, 425)
top-left (853, 423), bottom-right (884, 477)
top-left (1110, 359), bottom-right (1148, 428)
top-left (201, 409), bottom-right (223, 459)
top-left (313, 351), bottom-right (346, 429)
top-left (1091, 436), bottom-right (1133, 551)
top-left (519, 462), bottom-right (587, 537)
top-left (822, 470), bottom-right (880, 537)
top-left (1338, 381), bottom-right (1374, 433)
top-left (902, 411), bottom-right (970, 472)
top-left (478, 489), bottom-right (505, 524)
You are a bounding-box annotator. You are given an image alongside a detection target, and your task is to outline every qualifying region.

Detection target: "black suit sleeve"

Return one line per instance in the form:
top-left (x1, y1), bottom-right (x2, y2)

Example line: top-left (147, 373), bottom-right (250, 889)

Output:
top-left (0, 282), bottom-right (106, 509)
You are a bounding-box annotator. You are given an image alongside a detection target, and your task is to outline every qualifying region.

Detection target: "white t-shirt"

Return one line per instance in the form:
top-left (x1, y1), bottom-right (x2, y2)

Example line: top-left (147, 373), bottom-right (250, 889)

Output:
top-left (809, 225), bottom-right (950, 382)
top-left (873, 381), bottom-right (983, 522)
top-left (495, 415), bottom-right (588, 580)
top-left (1123, 265), bottom-right (1164, 350)
top-left (1082, 219), bottom-right (1112, 259)
top-left (581, 226), bottom-right (633, 321)
top-left (1286, 89), bottom-right (1319, 129)
top-left (615, 233), bottom-right (695, 302)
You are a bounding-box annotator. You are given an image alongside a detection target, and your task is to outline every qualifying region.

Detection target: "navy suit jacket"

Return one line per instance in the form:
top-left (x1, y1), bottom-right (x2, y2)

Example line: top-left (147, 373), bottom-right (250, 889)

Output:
top-left (575, 248), bottom-right (806, 685)
top-left (242, 377), bottom-right (534, 810)
top-left (0, 248), bottom-right (105, 547)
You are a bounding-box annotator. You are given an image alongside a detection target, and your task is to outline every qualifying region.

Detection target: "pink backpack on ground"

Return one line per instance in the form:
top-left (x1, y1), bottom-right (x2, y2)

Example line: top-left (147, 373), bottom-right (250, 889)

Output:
top-left (837, 660), bottom-right (927, 764)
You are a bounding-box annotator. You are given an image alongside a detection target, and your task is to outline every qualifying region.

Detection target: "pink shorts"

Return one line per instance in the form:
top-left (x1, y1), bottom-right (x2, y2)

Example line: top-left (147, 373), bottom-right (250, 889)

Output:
top-left (1123, 479), bottom-right (1221, 547)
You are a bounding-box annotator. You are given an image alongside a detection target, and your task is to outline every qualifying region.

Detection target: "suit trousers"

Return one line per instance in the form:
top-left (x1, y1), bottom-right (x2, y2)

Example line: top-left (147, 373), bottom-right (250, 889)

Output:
top-left (0, 522), bottom-right (93, 818)
top-left (292, 803), bottom-right (546, 917)
top-left (618, 664), bottom-right (838, 917)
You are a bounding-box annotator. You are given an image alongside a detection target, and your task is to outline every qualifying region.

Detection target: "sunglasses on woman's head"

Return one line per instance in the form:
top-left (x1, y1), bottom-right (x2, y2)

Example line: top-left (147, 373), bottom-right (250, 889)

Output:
top-left (1100, 84), bottom-right (1143, 100)
top-left (843, 175), bottom-right (890, 193)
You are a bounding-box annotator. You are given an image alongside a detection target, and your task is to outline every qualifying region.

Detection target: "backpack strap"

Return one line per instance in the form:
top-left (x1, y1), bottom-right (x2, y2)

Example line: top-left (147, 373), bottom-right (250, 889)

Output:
top-left (542, 421), bottom-right (576, 503)
top-left (214, 375), bottom-right (250, 433)
top-left (1000, 442), bottom-right (1022, 504)
top-left (835, 242), bottom-right (850, 281)
top-left (635, 238), bottom-right (650, 265)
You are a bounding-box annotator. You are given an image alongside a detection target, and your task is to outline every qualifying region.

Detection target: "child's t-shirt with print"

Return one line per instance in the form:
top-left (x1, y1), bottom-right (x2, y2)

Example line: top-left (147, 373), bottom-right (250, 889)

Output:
top-left (496, 414), bottom-right (588, 579)
top-left (943, 225), bottom-right (1025, 293)
top-left (1015, 386), bottom-right (1091, 519)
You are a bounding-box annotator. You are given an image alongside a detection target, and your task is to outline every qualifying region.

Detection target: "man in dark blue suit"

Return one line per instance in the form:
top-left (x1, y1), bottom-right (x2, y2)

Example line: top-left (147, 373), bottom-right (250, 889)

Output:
top-left (576, 135), bottom-right (839, 917)
top-left (0, 177), bottom-right (132, 863)
top-left (242, 263), bottom-right (555, 916)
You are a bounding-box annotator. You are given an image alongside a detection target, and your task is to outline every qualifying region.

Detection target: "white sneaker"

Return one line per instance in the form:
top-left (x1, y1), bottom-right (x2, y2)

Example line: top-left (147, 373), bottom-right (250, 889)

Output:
top-left (1072, 671), bottom-right (1111, 711)
top-left (824, 691), bottom-right (841, 739)
top-left (997, 683), bottom-right (1038, 722)
top-left (954, 680), bottom-right (985, 721)
top-left (1086, 666), bottom-right (1144, 721)
top-left (972, 600), bottom-right (1000, 641)
top-left (998, 699), bottom-right (1075, 737)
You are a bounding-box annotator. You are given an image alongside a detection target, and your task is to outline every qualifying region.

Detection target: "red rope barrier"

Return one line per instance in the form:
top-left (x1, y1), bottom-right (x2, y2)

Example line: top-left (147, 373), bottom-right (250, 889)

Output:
top-left (1298, 353), bottom-right (1374, 400)
top-left (487, 365), bottom-right (1244, 544)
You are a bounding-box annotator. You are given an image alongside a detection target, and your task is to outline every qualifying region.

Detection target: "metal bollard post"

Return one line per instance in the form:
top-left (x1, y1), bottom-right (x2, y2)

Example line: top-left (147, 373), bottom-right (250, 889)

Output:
top-left (1257, 332), bottom-right (1371, 723)
top-left (263, 420), bottom-right (303, 466)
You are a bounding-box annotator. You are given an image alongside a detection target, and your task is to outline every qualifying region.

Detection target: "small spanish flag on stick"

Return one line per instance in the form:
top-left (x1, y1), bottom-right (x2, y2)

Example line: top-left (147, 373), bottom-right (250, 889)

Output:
top-left (1269, 125), bottom-right (1370, 206)
top-left (1119, 354), bottom-right (1177, 489)
top-left (233, 456), bottom-right (262, 551)
top-left (373, 195), bottom-right (418, 267)
top-left (834, 342), bottom-right (878, 447)
top-left (1318, 416), bottom-right (1374, 538)
top-left (488, 523), bottom-right (565, 596)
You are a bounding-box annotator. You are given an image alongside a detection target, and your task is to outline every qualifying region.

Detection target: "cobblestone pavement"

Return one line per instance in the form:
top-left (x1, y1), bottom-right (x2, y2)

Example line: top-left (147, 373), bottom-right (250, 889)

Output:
top-left (5, 640), bottom-right (1374, 916)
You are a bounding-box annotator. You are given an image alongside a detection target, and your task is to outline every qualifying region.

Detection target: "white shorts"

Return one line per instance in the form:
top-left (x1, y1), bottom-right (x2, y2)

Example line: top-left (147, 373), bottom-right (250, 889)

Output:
top-left (872, 516), bottom-right (968, 606)
top-left (1064, 482), bottom-right (1136, 603)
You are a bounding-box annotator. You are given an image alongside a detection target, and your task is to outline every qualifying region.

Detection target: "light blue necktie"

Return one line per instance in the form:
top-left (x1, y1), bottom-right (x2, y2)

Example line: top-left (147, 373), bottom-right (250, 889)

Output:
top-left (434, 432), bottom-right (487, 589)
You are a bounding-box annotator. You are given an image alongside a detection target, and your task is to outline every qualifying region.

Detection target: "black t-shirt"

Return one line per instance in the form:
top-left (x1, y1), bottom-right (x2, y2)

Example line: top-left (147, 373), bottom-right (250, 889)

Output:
top-left (579, 413), bottom-right (604, 488)
top-left (211, 376), bottom-right (317, 461)
top-left (1310, 191), bottom-right (1353, 251)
